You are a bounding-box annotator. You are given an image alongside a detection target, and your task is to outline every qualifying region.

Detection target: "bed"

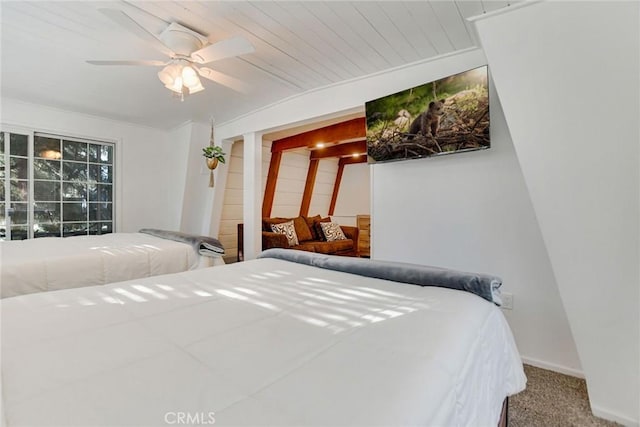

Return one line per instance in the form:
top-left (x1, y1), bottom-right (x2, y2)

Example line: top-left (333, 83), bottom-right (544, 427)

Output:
top-left (0, 231), bottom-right (225, 299)
top-left (0, 249), bottom-right (526, 426)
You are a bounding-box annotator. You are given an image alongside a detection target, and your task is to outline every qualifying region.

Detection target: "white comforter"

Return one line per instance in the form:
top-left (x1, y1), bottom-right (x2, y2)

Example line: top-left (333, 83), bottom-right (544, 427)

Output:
top-left (1, 258), bottom-right (526, 426)
top-left (0, 233), bottom-right (223, 299)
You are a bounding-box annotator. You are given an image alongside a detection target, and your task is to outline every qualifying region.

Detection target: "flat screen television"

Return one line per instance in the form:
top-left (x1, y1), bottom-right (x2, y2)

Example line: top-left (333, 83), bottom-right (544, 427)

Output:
top-left (365, 65), bottom-right (490, 164)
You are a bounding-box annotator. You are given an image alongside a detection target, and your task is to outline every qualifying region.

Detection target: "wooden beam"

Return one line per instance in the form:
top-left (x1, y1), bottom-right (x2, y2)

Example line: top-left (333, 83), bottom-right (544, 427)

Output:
top-left (339, 156), bottom-right (368, 166)
top-left (262, 151), bottom-right (282, 218)
top-left (299, 159), bottom-right (319, 217)
top-left (272, 118), bottom-right (366, 152)
top-left (328, 162), bottom-right (345, 216)
top-left (329, 156), bottom-right (368, 215)
top-left (310, 140), bottom-right (367, 160)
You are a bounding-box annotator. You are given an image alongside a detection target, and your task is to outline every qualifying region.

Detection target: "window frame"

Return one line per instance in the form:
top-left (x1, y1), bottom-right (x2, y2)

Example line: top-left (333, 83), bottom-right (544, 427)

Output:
top-left (0, 124), bottom-right (119, 240)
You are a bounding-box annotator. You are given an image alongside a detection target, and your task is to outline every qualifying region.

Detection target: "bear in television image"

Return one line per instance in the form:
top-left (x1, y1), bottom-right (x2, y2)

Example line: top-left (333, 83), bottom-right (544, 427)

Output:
top-left (408, 99), bottom-right (446, 137)
top-left (365, 66), bottom-right (490, 163)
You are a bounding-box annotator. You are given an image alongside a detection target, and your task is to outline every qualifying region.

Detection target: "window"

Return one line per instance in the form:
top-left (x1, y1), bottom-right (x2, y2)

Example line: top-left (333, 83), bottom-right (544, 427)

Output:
top-left (1, 131), bottom-right (115, 240)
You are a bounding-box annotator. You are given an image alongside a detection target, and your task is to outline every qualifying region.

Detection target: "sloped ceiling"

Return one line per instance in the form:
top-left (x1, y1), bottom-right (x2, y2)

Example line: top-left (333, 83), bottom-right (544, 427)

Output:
top-left (0, 1), bottom-right (520, 129)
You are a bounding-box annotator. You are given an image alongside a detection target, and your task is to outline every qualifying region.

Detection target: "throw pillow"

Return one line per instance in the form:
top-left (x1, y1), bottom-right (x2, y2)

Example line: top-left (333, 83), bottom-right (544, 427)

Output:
top-left (313, 217), bottom-right (331, 241)
top-left (293, 216), bottom-right (313, 242)
top-left (271, 220), bottom-right (299, 246)
top-left (304, 215), bottom-right (322, 240)
top-left (320, 222), bottom-right (347, 242)
top-left (262, 217), bottom-right (289, 232)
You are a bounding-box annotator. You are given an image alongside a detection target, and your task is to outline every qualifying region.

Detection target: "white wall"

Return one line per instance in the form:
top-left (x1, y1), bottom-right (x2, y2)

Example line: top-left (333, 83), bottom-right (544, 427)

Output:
top-left (332, 162), bottom-right (371, 226)
top-left (474, 2), bottom-right (639, 424)
top-left (217, 140), bottom-right (271, 260)
top-left (269, 150), bottom-right (339, 219)
top-left (0, 98), bottom-right (180, 232)
top-left (214, 47), bottom-right (584, 385)
top-left (271, 149), bottom-right (308, 218)
top-left (372, 81), bottom-right (581, 374)
top-left (176, 121), bottom-right (217, 235)
top-left (309, 158), bottom-right (339, 217)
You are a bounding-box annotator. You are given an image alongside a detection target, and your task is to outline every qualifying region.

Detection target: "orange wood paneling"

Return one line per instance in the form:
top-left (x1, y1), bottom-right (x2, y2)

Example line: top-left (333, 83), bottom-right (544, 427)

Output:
top-left (262, 150), bottom-right (282, 218)
top-left (328, 162), bottom-right (345, 216)
top-left (299, 158), bottom-right (319, 217)
top-left (310, 140), bottom-right (367, 160)
top-left (338, 156), bottom-right (368, 166)
top-left (271, 118), bottom-right (366, 152)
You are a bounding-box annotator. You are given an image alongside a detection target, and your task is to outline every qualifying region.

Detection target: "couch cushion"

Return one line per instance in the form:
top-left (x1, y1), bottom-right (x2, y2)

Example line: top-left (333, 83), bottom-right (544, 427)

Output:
top-left (304, 215), bottom-right (322, 240)
top-left (292, 216), bottom-right (313, 242)
top-left (270, 220), bottom-right (299, 246)
top-left (291, 242), bottom-right (317, 252)
top-left (312, 239), bottom-right (354, 254)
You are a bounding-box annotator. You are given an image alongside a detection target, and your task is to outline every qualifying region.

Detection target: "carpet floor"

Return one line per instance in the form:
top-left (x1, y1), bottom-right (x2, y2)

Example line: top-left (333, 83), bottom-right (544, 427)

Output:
top-left (509, 365), bottom-right (619, 427)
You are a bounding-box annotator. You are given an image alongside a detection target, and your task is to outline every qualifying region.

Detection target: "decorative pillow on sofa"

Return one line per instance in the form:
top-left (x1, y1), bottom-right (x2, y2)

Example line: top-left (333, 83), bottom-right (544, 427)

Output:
top-left (319, 222), bottom-right (347, 242)
top-left (263, 217), bottom-right (289, 232)
top-left (313, 217), bottom-right (331, 241)
top-left (271, 220), bottom-right (299, 246)
top-left (304, 215), bottom-right (322, 240)
top-left (292, 216), bottom-right (313, 242)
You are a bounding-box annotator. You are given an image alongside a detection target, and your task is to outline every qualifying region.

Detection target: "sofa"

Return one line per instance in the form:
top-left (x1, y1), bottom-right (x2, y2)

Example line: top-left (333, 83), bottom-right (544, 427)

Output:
top-left (262, 215), bottom-right (359, 256)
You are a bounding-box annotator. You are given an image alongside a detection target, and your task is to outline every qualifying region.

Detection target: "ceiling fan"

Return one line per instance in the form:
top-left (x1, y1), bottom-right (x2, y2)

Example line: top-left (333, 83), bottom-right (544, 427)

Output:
top-left (87, 9), bottom-right (254, 100)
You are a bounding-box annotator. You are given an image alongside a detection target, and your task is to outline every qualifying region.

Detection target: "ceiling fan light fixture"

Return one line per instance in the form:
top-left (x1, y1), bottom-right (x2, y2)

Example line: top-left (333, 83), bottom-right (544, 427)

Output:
top-left (165, 83), bottom-right (181, 94)
top-left (181, 65), bottom-right (200, 87)
top-left (188, 82), bottom-right (205, 94)
top-left (88, 10), bottom-right (253, 99)
top-left (158, 62), bottom-right (203, 96)
top-left (158, 63), bottom-right (180, 85)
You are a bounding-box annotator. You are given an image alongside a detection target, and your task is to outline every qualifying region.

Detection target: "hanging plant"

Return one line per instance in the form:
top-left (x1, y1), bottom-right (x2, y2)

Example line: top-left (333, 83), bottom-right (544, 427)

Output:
top-left (202, 145), bottom-right (226, 187)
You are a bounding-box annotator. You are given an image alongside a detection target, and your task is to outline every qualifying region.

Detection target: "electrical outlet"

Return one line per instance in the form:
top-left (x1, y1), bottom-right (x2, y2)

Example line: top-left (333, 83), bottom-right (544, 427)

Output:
top-left (501, 293), bottom-right (513, 310)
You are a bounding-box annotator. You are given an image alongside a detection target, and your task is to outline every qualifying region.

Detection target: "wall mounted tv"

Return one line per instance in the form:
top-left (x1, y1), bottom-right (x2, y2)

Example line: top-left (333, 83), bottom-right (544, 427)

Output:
top-left (365, 65), bottom-right (490, 164)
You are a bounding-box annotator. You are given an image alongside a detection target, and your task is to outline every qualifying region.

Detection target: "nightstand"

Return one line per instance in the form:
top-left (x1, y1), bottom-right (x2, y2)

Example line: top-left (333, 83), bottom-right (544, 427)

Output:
top-left (356, 215), bottom-right (370, 258)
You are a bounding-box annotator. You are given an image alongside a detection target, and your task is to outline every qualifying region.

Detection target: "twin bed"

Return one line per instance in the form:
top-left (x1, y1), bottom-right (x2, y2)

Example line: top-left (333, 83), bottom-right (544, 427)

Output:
top-left (1, 248), bottom-right (526, 426)
top-left (1, 231), bottom-right (225, 299)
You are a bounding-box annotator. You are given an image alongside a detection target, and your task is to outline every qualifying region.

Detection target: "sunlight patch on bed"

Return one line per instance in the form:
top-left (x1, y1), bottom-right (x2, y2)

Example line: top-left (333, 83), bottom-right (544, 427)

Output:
top-left (113, 288), bottom-right (147, 303)
top-left (291, 314), bottom-right (329, 328)
top-left (217, 289), bottom-right (248, 300)
top-left (272, 270), bottom-right (293, 276)
top-left (306, 277), bottom-right (340, 285)
top-left (76, 297), bottom-right (97, 306)
top-left (303, 300), bottom-right (364, 318)
top-left (101, 295), bottom-right (121, 304)
top-left (340, 288), bottom-right (390, 300)
top-left (234, 287), bottom-right (260, 296)
top-left (263, 272), bottom-right (283, 278)
top-left (132, 285), bottom-right (168, 300)
top-left (361, 314), bottom-right (385, 323)
top-left (216, 288), bottom-right (280, 312)
top-left (192, 290), bottom-right (212, 297)
top-left (311, 289), bottom-right (357, 301)
top-left (357, 287), bottom-right (405, 298)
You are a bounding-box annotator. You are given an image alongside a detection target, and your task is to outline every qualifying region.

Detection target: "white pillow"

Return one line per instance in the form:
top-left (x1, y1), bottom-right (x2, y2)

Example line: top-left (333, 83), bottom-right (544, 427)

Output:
top-left (271, 220), bottom-right (299, 246)
top-left (320, 222), bottom-right (347, 242)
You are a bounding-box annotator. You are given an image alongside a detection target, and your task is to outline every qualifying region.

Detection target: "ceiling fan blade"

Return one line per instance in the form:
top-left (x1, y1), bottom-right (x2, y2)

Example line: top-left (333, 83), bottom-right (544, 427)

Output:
top-left (196, 67), bottom-right (250, 93)
top-left (190, 36), bottom-right (255, 64)
top-left (86, 60), bottom-right (167, 66)
top-left (99, 8), bottom-right (174, 57)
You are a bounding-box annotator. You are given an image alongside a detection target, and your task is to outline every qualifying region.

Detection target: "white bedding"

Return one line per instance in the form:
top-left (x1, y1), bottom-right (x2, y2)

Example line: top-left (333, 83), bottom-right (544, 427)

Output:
top-left (1, 258), bottom-right (526, 426)
top-left (0, 233), bottom-right (224, 299)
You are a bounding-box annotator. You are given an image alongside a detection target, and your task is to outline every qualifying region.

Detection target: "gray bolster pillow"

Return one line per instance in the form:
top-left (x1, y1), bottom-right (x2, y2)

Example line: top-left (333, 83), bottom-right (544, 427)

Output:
top-left (258, 248), bottom-right (502, 305)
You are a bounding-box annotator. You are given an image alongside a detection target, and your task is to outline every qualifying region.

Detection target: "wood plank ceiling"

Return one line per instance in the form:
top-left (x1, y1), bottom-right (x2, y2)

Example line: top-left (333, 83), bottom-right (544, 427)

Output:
top-left (0, 1), bottom-right (521, 129)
